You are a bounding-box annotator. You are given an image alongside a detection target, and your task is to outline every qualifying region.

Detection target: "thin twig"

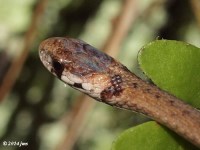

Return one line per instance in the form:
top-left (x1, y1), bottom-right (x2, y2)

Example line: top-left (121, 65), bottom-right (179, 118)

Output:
top-left (190, 0), bottom-right (200, 28)
top-left (103, 0), bottom-right (138, 57)
top-left (56, 0), bottom-right (138, 150)
top-left (0, 0), bottom-right (48, 101)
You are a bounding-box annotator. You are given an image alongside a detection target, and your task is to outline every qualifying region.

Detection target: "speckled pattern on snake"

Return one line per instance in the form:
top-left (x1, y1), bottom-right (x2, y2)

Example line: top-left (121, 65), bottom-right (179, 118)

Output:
top-left (39, 37), bottom-right (200, 148)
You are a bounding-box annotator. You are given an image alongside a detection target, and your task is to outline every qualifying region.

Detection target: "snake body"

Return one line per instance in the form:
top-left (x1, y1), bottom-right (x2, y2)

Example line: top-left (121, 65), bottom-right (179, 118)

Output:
top-left (39, 37), bottom-right (200, 147)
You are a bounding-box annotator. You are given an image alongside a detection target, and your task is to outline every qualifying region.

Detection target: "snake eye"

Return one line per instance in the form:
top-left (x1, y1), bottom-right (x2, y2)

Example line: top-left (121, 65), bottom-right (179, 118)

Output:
top-left (52, 60), bottom-right (64, 78)
top-left (53, 60), bottom-right (63, 71)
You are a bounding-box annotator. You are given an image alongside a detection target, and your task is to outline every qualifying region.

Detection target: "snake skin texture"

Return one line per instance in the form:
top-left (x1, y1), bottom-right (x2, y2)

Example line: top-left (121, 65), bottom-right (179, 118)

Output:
top-left (39, 37), bottom-right (200, 148)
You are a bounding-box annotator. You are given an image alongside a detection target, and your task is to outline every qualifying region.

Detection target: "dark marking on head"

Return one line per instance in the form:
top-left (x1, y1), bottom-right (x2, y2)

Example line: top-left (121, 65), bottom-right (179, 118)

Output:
top-left (101, 86), bottom-right (115, 99)
top-left (52, 59), bottom-right (64, 79)
top-left (182, 110), bottom-right (190, 116)
top-left (155, 94), bottom-right (161, 99)
top-left (82, 43), bottom-right (114, 64)
top-left (132, 83), bottom-right (138, 88)
top-left (169, 99), bottom-right (175, 105)
top-left (145, 88), bottom-right (151, 93)
top-left (73, 83), bottom-right (83, 89)
top-left (100, 75), bottom-right (123, 100)
top-left (83, 44), bottom-right (93, 52)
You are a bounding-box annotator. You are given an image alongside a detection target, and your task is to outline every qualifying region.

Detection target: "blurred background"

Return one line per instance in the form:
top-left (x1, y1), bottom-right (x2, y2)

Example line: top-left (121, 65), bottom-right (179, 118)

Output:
top-left (0, 0), bottom-right (200, 150)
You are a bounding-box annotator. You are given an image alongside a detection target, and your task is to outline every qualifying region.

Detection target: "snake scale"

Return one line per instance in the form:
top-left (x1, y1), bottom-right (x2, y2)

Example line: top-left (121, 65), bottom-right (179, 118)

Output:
top-left (39, 37), bottom-right (200, 148)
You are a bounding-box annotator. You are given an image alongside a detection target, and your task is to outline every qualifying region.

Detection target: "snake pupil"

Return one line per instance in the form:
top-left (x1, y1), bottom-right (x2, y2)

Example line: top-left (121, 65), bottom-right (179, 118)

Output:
top-left (52, 60), bottom-right (64, 78)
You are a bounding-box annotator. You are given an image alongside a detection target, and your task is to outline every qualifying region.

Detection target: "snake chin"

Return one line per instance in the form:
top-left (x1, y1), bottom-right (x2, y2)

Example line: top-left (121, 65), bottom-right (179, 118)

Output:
top-left (66, 73), bottom-right (112, 100)
top-left (82, 83), bottom-right (93, 91)
top-left (61, 75), bottom-right (75, 85)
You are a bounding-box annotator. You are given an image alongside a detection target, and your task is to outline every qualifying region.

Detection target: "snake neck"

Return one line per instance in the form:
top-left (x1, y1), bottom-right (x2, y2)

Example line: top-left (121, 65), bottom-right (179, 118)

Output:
top-left (99, 65), bottom-right (200, 147)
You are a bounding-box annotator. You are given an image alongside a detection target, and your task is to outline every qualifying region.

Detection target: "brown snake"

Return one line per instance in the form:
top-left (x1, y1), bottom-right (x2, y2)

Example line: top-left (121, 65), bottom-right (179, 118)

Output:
top-left (39, 37), bottom-right (200, 148)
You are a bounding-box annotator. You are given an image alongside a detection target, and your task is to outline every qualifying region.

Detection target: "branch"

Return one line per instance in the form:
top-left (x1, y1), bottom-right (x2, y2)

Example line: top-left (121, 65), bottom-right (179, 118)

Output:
top-left (0, 0), bottom-right (48, 101)
top-left (190, 0), bottom-right (200, 28)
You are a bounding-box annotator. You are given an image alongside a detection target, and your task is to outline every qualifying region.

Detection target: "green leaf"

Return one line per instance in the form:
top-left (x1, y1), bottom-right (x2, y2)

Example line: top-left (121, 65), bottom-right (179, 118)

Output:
top-left (138, 40), bottom-right (200, 108)
top-left (111, 121), bottom-right (197, 150)
top-left (111, 40), bottom-right (200, 150)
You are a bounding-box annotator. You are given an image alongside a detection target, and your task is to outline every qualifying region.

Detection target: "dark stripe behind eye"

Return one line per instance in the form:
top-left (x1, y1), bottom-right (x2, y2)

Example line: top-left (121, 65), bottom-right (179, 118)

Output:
top-left (52, 60), bottom-right (64, 78)
top-left (73, 83), bottom-right (83, 89)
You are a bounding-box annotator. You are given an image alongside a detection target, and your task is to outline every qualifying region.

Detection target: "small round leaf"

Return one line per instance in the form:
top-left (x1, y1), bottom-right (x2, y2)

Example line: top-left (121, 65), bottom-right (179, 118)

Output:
top-left (138, 40), bottom-right (200, 107)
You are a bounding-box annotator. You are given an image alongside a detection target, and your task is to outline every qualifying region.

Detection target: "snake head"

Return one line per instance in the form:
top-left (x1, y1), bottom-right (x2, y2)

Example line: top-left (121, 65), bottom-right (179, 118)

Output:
top-left (39, 37), bottom-right (114, 98)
